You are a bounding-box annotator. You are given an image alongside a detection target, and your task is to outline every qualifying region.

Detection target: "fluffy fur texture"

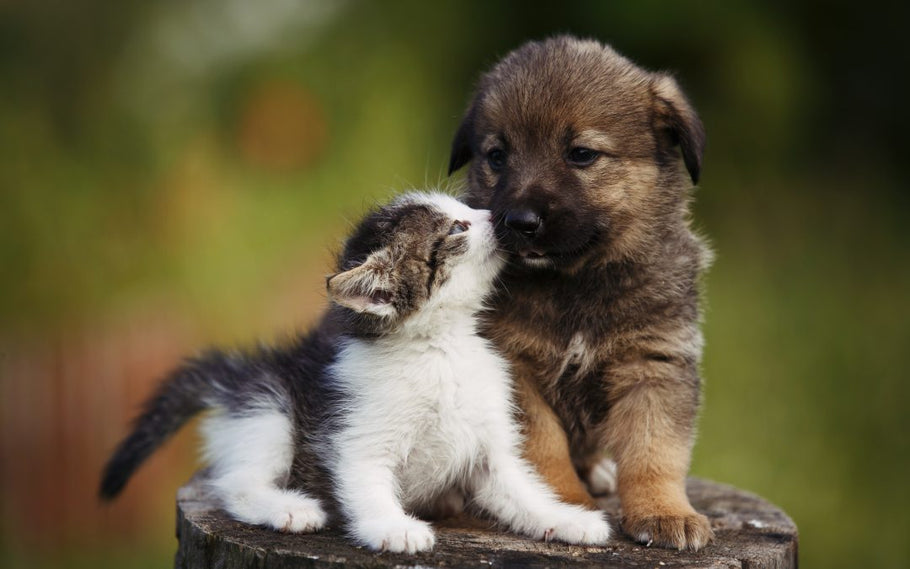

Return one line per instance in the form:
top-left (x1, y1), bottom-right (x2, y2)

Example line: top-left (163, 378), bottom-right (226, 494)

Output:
top-left (449, 36), bottom-right (714, 550)
top-left (99, 192), bottom-right (611, 553)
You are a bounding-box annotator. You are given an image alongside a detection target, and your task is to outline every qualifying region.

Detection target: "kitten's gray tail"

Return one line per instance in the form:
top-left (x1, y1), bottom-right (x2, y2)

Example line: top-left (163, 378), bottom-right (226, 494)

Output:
top-left (98, 350), bottom-right (240, 500)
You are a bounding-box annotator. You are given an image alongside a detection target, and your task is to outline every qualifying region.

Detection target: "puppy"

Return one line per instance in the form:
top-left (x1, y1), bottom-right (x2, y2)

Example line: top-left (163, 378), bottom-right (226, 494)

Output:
top-left (449, 36), bottom-right (713, 550)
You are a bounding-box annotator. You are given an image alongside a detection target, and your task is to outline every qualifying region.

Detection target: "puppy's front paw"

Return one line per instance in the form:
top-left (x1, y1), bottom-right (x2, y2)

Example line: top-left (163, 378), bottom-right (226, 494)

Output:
top-left (356, 517), bottom-right (436, 553)
top-left (544, 508), bottom-right (612, 545)
top-left (623, 511), bottom-right (713, 551)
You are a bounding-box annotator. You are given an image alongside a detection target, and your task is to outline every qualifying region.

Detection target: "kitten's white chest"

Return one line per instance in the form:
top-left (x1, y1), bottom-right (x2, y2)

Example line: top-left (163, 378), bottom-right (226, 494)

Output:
top-left (396, 338), bottom-right (504, 486)
top-left (332, 331), bottom-right (512, 508)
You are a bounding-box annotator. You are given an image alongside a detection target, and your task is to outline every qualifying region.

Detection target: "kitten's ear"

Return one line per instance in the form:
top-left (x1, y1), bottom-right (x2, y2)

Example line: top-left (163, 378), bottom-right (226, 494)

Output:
top-left (651, 73), bottom-right (706, 185)
top-left (326, 251), bottom-right (396, 317)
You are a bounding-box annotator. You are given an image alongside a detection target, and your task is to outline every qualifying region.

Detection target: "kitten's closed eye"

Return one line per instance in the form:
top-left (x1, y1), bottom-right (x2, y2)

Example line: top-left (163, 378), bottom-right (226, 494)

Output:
top-left (449, 220), bottom-right (470, 235)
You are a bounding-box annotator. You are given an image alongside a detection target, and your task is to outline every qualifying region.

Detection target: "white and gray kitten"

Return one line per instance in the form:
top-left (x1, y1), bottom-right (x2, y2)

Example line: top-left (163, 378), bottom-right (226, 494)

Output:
top-left (100, 192), bottom-right (611, 553)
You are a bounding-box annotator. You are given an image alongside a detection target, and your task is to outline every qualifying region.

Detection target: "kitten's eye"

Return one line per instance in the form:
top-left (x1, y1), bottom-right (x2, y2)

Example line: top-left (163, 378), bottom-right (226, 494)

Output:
top-left (567, 147), bottom-right (600, 167)
top-left (449, 220), bottom-right (470, 235)
top-left (486, 149), bottom-right (506, 171)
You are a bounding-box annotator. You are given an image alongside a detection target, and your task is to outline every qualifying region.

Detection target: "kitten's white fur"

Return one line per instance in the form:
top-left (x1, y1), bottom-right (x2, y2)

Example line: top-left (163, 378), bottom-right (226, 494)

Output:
top-left (199, 194), bottom-right (611, 552)
top-left (587, 456), bottom-right (618, 496)
top-left (202, 410), bottom-right (328, 533)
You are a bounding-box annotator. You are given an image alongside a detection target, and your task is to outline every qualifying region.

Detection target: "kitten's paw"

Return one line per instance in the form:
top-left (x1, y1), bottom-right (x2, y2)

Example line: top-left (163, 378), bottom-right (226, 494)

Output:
top-left (586, 457), bottom-right (617, 496)
top-left (357, 517), bottom-right (436, 553)
top-left (265, 494), bottom-right (327, 533)
top-left (622, 511), bottom-right (714, 551)
top-left (543, 508), bottom-right (612, 546)
top-left (222, 488), bottom-right (327, 533)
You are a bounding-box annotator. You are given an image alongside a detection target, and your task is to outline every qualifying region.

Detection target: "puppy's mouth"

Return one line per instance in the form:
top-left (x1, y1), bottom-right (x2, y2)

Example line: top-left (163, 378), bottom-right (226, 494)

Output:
top-left (517, 248), bottom-right (552, 268)
top-left (519, 248), bottom-right (547, 260)
top-left (513, 235), bottom-right (599, 269)
top-left (491, 212), bottom-right (601, 270)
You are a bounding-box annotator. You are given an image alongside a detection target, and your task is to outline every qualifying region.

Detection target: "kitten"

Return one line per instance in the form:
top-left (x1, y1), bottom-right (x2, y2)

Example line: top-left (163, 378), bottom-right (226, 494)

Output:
top-left (99, 192), bottom-right (611, 553)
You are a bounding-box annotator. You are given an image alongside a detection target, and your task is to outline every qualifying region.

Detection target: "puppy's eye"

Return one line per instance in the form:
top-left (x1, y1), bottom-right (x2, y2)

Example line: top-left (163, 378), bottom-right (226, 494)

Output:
top-left (486, 149), bottom-right (506, 171)
top-left (567, 147), bottom-right (600, 167)
top-left (448, 220), bottom-right (470, 235)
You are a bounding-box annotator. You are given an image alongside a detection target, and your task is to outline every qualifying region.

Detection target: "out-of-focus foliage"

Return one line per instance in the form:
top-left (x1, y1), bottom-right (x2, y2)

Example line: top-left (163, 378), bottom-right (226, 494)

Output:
top-left (1, 1), bottom-right (907, 568)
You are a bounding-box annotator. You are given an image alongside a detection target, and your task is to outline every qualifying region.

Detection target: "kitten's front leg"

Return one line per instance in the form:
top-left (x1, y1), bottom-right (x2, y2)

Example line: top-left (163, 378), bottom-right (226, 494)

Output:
top-left (334, 449), bottom-right (435, 553)
top-left (469, 450), bottom-right (612, 546)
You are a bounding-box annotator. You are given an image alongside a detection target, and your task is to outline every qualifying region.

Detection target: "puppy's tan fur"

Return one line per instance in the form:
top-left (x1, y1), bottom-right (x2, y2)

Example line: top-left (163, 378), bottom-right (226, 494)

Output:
top-left (449, 37), bottom-right (713, 550)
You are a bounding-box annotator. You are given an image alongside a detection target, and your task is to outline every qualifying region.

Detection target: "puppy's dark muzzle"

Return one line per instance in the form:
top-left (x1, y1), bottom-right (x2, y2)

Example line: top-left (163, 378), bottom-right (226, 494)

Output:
top-left (504, 209), bottom-right (542, 238)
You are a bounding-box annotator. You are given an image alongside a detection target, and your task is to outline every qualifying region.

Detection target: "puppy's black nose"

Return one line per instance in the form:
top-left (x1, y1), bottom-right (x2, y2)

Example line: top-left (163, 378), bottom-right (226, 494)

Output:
top-left (504, 209), bottom-right (542, 237)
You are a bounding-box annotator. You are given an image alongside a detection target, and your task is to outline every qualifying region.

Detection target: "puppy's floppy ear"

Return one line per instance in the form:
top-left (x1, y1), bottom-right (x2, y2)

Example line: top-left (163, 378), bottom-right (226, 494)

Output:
top-left (651, 74), bottom-right (706, 185)
top-left (326, 250), bottom-right (396, 317)
top-left (448, 104), bottom-right (476, 175)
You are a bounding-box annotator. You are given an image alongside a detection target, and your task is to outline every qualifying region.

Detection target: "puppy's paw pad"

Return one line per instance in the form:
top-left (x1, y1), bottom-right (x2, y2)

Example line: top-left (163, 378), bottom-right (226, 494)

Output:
top-left (358, 517), bottom-right (436, 553)
top-left (547, 509), bottom-right (612, 545)
top-left (586, 457), bottom-right (617, 496)
top-left (623, 512), bottom-right (714, 551)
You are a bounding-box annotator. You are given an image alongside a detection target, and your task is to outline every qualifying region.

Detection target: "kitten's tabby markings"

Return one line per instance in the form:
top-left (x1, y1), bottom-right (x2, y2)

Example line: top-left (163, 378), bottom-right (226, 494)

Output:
top-left (100, 192), bottom-right (611, 553)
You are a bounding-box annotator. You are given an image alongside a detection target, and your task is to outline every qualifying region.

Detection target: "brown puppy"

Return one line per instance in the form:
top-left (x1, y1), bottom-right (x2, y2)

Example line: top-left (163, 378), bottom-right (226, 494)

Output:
top-left (449, 36), bottom-right (713, 550)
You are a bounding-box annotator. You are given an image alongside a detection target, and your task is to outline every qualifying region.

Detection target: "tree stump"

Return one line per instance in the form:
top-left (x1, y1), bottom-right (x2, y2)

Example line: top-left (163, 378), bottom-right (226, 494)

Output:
top-left (175, 475), bottom-right (797, 568)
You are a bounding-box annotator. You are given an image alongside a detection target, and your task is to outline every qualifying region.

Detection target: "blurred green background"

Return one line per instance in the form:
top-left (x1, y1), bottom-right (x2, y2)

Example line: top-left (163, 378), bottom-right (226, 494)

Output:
top-left (1, 1), bottom-right (908, 567)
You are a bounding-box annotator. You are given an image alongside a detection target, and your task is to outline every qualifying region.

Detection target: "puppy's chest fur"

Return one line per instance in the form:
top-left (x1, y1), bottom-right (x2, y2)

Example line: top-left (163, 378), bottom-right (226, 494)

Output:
top-left (330, 326), bottom-right (513, 507)
top-left (484, 243), bottom-right (705, 440)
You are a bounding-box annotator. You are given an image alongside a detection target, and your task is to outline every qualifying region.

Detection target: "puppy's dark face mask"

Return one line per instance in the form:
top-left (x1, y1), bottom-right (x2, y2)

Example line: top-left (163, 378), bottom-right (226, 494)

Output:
top-left (449, 37), bottom-right (704, 272)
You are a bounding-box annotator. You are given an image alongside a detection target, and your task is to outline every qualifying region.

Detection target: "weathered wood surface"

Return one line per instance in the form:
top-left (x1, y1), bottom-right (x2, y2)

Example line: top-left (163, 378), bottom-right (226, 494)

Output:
top-left (175, 476), bottom-right (797, 568)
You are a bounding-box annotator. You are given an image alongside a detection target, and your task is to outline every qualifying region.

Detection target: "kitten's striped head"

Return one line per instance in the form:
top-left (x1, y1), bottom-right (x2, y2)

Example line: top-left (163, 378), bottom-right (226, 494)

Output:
top-left (327, 192), bottom-right (502, 335)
